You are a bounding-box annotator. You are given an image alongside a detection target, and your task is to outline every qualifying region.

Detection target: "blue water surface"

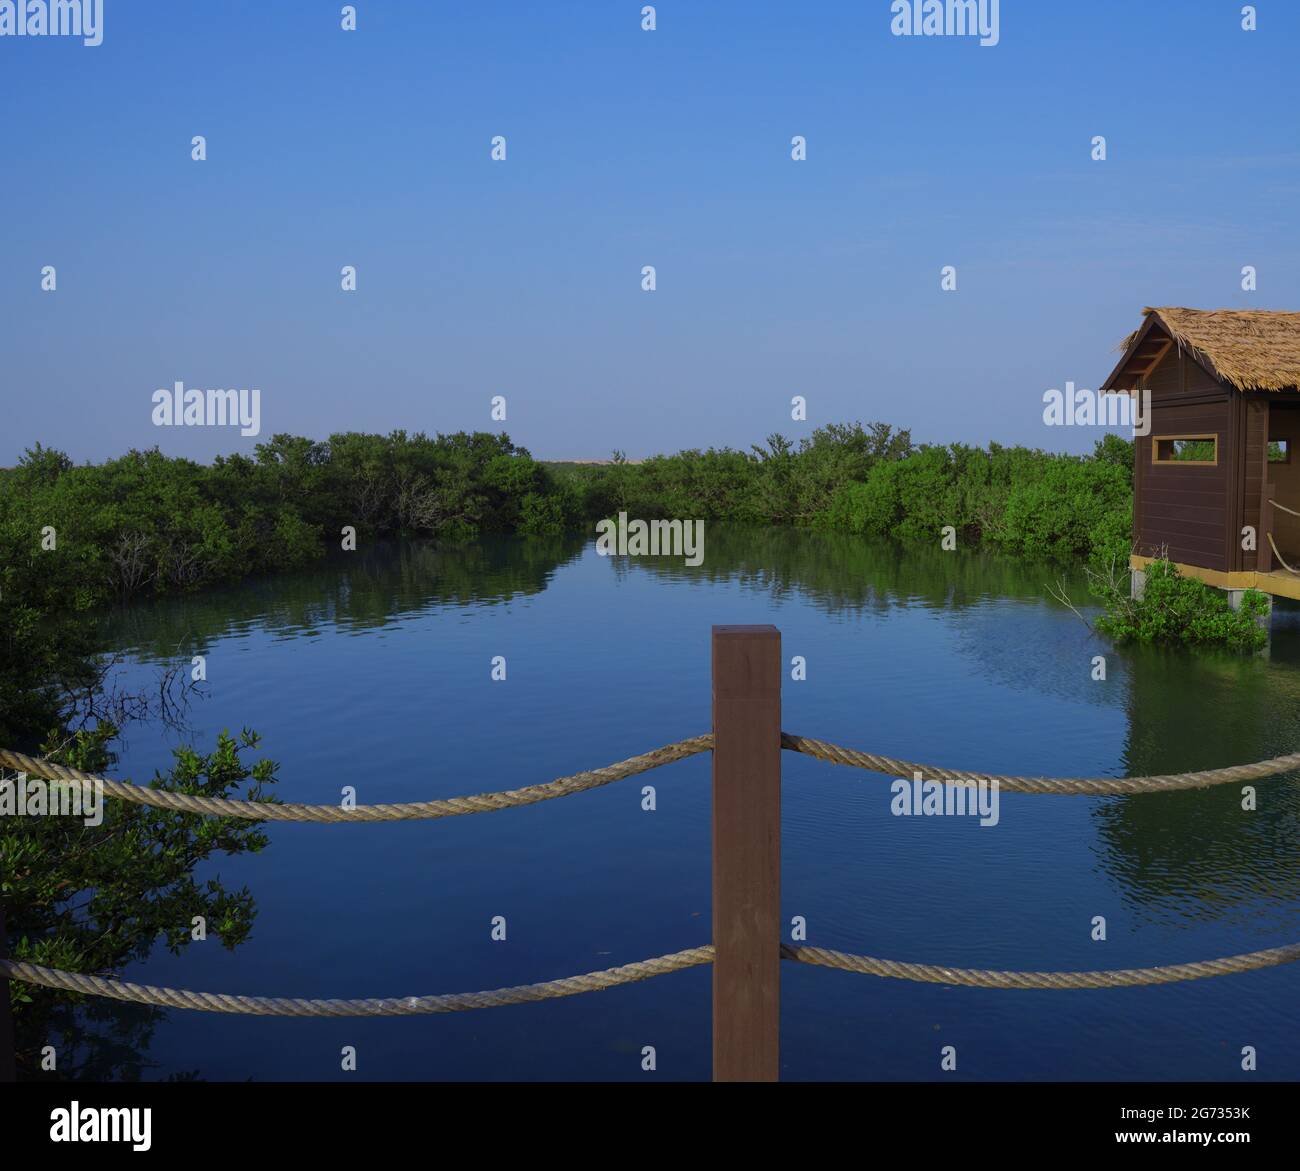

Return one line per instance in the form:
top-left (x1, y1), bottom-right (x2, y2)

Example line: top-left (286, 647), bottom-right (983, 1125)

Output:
top-left (91, 532), bottom-right (1300, 1081)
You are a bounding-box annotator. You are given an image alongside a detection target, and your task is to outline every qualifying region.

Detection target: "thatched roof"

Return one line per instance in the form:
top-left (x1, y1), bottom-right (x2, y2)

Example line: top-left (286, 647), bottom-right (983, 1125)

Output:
top-left (1120, 307), bottom-right (1300, 392)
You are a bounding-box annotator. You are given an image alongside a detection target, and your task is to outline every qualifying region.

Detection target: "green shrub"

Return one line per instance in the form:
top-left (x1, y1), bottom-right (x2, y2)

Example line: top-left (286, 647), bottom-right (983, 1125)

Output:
top-left (272, 509), bottom-right (324, 566)
top-left (814, 437), bottom-right (1132, 564)
top-left (999, 458), bottom-right (1131, 563)
top-left (818, 470), bottom-right (899, 534)
top-left (1093, 559), bottom-right (1269, 651)
top-left (517, 490), bottom-right (570, 534)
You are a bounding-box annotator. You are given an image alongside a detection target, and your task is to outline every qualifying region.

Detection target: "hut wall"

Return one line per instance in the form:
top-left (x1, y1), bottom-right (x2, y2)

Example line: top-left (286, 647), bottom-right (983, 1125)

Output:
top-left (1135, 349), bottom-right (1234, 571)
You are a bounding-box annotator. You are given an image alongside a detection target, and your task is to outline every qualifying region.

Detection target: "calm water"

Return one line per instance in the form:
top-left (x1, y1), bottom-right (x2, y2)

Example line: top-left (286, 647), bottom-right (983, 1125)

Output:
top-left (90, 530), bottom-right (1300, 1081)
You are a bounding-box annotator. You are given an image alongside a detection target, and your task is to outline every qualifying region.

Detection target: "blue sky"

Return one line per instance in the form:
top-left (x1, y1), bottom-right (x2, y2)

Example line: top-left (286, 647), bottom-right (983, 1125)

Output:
top-left (3, 0), bottom-right (1298, 465)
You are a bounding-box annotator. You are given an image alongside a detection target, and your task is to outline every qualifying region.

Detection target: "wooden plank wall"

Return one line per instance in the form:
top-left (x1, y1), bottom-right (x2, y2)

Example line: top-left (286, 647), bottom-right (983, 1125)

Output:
top-left (1136, 348), bottom-right (1233, 572)
top-left (1242, 398), bottom-right (1269, 571)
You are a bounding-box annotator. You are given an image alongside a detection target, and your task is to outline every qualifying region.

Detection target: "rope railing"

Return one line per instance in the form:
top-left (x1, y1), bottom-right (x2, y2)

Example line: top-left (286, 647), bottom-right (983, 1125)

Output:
top-left (1266, 531), bottom-right (1300, 576)
top-left (0, 739), bottom-right (712, 822)
top-left (779, 734), bottom-right (1300, 794)
top-left (4, 732), bottom-right (1298, 821)
top-left (779, 942), bottom-right (1300, 989)
top-left (6, 940), bottom-right (1298, 1015)
top-left (0, 950), bottom-right (714, 1017)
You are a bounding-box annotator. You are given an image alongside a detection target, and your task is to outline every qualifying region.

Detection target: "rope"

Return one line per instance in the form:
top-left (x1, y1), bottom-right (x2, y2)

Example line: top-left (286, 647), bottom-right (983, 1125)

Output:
top-left (781, 942), bottom-right (1300, 989)
top-left (7, 941), bottom-right (1296, 1014)
top-left (1267, 532), bottom-right (1300, 575)
top-left (7, 730), bottom-right (1300, 817)
top-left (0, 737), bottom-right (712, 823)
top-left (781, 733), bottom-right (1300, 795)
top-left (0, 949), bottom-right (714, 1016)
top-left (1268, 497), bottom-right (1300, 519)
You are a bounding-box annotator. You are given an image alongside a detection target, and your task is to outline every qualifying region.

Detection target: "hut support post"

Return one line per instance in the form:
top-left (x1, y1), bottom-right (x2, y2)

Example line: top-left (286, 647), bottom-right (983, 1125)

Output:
top-left (711, 624), bottom-right (781, 1082)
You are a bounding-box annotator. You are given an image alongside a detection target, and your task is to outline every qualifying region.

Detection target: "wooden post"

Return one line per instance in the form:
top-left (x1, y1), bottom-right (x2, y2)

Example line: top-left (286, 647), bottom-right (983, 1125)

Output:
top-left (711, 624), bottom-right (781, 1082)
top-left (0, 903), bottom-right (15, 1082)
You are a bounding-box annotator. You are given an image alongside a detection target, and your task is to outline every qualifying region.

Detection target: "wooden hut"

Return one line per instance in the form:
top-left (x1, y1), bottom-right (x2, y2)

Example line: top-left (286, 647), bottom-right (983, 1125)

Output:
top-left (1100, 307), bottom-right (1300, 601)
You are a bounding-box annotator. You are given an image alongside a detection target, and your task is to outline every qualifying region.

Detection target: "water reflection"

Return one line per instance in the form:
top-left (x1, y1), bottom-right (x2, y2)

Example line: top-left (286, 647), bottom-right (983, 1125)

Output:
top-left (1106, 647), bottom-right (1300, 928)
top-left (103, 533), bottom-right (587, 658)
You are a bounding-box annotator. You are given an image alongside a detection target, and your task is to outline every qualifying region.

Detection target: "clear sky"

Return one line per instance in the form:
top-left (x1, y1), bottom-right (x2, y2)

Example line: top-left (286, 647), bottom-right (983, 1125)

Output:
top-left (3, 0), bottom-right (1298, 465)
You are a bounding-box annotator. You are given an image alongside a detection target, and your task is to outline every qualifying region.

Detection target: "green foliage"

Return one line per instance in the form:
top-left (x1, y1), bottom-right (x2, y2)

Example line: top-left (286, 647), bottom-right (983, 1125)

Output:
top-left (563, 422), bottom-right (916, 527)
top-left (0, 451), bottom-right (103, 747)
top-left (271, 508), bottom-right (323, 566)
top-left (1162, 438), bottom-right (1216, 462)
top-left (3, 725), bottom-right (278, 1078)
top-left (1093, 559), bottom-right (1269, 651)
top-left (1, 430), bottom-right (561, 596)
top-left (999, 458), bottom-right (1132, 563)
top-left (516, 490), bottom-right (572, 534)
top-left (1092, 433), bottom-right (1135, 470)
top-left (814, 436), bottom-right (1134, 564)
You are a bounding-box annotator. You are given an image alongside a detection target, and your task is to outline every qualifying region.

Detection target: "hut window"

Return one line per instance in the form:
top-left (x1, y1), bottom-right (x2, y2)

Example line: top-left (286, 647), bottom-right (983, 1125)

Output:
top-left (1268, 439), bottom-right (1290, 463)
top-left (1153, 436), bottom-right (1217, 465)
